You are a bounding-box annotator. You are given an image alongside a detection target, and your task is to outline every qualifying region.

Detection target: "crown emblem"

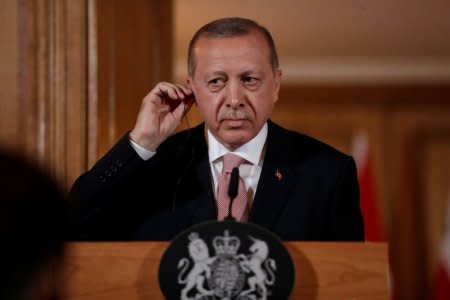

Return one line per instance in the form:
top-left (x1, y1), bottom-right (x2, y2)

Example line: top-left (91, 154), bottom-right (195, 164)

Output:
top-left (188, 232), bottom-right (199, 242)
top-left (213, 230), bottom-right (240, 256)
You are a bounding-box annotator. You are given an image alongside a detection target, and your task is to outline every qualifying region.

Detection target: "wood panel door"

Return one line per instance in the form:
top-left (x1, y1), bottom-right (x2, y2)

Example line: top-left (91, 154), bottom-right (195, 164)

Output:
top-left (0, 0), bottom-right (173, 190)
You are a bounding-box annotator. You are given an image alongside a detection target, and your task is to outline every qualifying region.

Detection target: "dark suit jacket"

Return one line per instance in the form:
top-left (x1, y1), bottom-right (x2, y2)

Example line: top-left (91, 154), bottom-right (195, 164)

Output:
top-left (69, 121), bottom-right (364, 241)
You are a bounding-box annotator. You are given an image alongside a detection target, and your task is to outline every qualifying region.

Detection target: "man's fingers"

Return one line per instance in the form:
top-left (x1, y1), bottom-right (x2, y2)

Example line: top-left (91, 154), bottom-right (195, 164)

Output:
top-left (174, 84), bottom-right (193, 97)
top-left (153, 82), bottom-right (191, 102)
top-left (183, 99), bottom-right (194, 114)
top-left (148, 82), bottom-right (194, 112)
top-left (157, 106), bottom-right (170, 113)
top-left (171, 100), bottom-right (191, 121)
top-left (131, 82), bottom-right (193, 151)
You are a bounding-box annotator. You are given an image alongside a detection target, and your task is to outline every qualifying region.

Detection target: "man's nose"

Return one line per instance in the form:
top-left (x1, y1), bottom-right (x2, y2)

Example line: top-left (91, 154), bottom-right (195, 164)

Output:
top-left (226, 82), bottom-right (244, 109)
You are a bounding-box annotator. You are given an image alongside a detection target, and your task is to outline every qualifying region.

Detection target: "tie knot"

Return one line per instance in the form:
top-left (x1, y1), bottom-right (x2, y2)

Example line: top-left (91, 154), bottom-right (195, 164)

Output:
top-left (222, 153), bottom-right (244, 172)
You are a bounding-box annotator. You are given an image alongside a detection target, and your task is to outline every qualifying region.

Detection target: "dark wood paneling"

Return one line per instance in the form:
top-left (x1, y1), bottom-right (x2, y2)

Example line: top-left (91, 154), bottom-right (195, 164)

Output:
top-left (0, 0), bottom-right (174, 187)
top-left (9, 0), bottom-right (89, 190)
top-left (0, 0), bottom-right (20, 150)
top-left (422, 134), bottom-right (450, 281)
top-left (391, 117), bottom-right (450, 299)
top-left (93, 0), bottom-right (173, 163)
top-left (274, 84), bottom-right (450, 300)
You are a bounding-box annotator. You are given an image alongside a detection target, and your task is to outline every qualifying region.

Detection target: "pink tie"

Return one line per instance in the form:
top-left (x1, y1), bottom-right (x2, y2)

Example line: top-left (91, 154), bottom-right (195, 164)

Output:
top-left (217, 153), bottom-right (248, 222)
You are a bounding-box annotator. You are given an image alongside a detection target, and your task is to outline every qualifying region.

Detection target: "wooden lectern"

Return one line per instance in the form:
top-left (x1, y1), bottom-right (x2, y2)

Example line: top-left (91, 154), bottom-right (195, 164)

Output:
top-left (63, 242), bottom-right (387, 300)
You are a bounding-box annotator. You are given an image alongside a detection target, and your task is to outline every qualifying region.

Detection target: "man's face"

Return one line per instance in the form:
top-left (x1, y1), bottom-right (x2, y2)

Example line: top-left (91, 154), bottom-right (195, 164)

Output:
top-left (188, 31), bottom-right (281, 150)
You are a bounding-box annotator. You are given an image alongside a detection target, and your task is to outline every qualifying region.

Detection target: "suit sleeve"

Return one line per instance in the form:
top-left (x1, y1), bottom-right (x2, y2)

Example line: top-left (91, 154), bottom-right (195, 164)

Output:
top-left (68, 133), bottom-right (155, 240)
top-left (330, 156), bottom-right (365, 241)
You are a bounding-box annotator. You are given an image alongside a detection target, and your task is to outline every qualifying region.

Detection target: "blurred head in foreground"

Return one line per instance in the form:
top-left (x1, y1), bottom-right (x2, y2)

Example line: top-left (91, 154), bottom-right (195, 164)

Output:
top-left (0, 150), bottom-right (68, 300)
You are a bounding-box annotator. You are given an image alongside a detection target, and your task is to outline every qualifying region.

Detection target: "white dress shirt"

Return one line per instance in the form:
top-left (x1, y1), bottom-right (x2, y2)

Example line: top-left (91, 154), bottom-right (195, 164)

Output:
top-left (207, 123), bottom-right (267, 204)
top-left (130, 123), bottom-right (268, 204)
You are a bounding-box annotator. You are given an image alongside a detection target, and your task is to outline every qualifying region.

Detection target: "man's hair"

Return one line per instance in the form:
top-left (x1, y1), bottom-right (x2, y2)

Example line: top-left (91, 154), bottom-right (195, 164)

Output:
top-left (187, 17), bottom-right (279, 76)
top-left (0, 150), bottom-right (68, 300)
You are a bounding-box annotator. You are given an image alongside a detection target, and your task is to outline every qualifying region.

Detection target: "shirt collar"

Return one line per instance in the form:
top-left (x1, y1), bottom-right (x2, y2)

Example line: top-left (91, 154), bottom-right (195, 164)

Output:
top-left (208, 122), bottom-right (268, 165)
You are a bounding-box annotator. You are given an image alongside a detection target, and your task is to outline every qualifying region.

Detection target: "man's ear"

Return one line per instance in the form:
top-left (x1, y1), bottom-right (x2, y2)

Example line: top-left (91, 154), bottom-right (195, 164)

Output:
top-left (273, 69), bottom-right (282, 103)
top-left (186, 77), bottom-right (193, 90)
top-left (186, 77), bottom-right (197, 104)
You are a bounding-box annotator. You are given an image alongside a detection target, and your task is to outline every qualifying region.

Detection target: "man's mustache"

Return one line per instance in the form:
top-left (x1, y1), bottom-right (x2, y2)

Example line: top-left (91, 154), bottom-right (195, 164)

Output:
top-left (218, 109), bottom-right (252, 122)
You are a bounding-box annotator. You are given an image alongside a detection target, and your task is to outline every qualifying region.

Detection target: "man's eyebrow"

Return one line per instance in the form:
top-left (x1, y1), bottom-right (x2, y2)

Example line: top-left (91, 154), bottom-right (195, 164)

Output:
top-left (240, 70), bottom-right (263, 77)
top-left (207, 71), bottom-right (227, 77)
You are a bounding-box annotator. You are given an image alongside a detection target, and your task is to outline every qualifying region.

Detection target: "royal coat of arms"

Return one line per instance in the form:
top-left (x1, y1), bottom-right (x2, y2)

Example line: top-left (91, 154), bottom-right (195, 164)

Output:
top-left (176, 230), bottom-right (277, 300)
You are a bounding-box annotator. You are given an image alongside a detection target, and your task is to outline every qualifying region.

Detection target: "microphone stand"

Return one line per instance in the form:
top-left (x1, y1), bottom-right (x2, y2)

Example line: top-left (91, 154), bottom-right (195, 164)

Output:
top-left (224, 167), bottom-right (239, 221)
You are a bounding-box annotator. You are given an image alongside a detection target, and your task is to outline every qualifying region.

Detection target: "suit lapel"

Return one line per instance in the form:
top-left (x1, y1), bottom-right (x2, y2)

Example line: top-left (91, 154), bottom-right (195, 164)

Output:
top-left (175, 125), bottom-right (216, 225)
top-left (189, 152), bottom-right (217, 224)
top-left (249, 121), bottom-right (297, 230)
top-left (175, 121), bottom-right (299, 230)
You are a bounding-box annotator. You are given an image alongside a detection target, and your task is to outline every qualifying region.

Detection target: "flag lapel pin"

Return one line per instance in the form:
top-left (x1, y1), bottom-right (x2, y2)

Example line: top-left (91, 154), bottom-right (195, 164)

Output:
top-left (274, 168), bottom-right (283, 181)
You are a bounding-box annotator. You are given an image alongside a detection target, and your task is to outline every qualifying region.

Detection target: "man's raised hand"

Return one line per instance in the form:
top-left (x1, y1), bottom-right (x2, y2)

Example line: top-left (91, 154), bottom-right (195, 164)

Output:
top-left (130, 82), bottom-right (194, 151)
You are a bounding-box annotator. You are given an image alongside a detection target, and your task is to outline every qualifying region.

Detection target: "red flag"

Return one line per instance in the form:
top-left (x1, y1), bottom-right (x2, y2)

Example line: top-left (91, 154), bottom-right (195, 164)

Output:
top-left (430, 195), bottom-right (450, 299)
top-left (352, 131), bottom-right (399, 300)
top-left (352, 130), bottom-right (385, 241)
top-left (352, 131), bottom-right (393, 298)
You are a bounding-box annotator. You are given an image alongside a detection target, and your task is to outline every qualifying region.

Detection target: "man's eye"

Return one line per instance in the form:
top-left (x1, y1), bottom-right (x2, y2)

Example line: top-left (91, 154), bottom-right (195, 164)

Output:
top-left (243, 77), bottom-right (259, 88)
top-left (208, 78), bottom-right (225, 90)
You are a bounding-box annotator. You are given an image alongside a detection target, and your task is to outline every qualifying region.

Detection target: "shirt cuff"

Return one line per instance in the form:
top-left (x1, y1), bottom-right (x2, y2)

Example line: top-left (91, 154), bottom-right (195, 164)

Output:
top-left (129, 139), bottom-right (156, 160)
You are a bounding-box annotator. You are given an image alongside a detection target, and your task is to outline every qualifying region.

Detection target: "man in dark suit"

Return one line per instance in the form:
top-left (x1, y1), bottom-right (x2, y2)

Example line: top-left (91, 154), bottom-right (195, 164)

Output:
top-left (70, 17), bottom-right (364, 241)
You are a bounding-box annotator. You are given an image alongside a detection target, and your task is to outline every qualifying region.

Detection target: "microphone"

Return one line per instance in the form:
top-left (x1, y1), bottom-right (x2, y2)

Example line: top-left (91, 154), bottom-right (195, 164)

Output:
top-left (159, 169), bottom-right (295, 300)
top-left (224, 167), bottom-right (239, 221)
